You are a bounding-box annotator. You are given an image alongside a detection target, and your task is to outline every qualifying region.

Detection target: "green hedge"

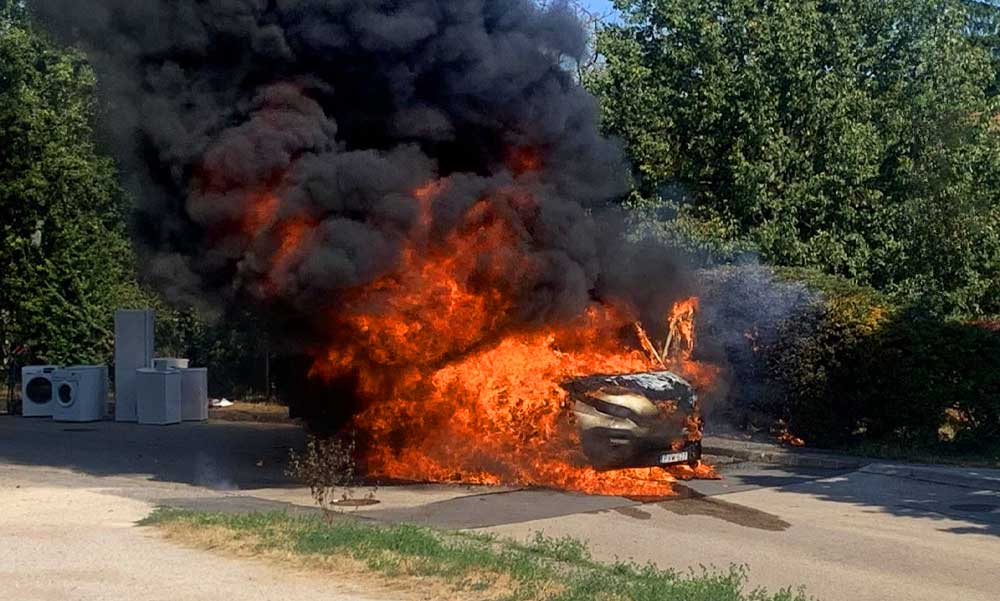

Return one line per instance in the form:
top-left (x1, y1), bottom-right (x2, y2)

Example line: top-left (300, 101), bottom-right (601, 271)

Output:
top-left (700, 266), bottom-right (1000, 449)
top-left (765, 269), bottom-right (897, 445)
top-left (844, 312), bottom-right (1000, 447)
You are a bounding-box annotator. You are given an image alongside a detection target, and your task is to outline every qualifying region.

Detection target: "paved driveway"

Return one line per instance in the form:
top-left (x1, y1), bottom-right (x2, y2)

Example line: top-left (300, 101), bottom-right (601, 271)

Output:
top-left (2, 416), bottom-right (998, 601)
top-left (485, 465), bottom-right (1000, 601)
top-left (0, 483), bottom-right (392, 601)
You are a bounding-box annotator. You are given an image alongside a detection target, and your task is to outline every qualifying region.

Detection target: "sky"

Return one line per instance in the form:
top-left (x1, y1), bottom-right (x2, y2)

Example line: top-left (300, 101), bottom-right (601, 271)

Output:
top-left (576, 0), bottom-right (616, 17)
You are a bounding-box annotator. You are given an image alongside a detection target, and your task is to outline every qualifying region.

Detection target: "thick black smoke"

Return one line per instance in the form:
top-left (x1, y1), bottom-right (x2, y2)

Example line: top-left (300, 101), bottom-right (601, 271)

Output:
top-left (34, 0), bottom-right (691, 346)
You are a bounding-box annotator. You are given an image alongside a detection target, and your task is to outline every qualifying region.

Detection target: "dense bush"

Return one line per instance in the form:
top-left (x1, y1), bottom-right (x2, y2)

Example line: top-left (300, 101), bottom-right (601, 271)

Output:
top-left (848, 312), bottom-right (1000, 446)
top-left (700, 266), bottom-right (1000, 448)
top-left (762, 269), bottom-right (896, 445)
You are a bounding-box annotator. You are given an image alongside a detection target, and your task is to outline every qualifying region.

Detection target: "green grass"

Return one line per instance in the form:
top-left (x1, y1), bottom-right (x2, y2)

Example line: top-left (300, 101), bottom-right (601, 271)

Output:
top-left (142, 508), bottom-right (813, 601)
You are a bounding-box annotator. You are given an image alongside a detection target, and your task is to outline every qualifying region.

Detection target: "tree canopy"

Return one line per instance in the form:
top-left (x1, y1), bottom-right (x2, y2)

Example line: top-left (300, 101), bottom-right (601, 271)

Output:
top-left (591, 0), bottom-right (1000, 316)
top-left (0, 6), bottom-right (138, 365)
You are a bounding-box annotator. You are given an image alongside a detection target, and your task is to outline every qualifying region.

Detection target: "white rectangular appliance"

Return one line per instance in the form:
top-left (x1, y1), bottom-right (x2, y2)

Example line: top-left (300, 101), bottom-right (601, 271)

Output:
top-left (52, 366), bottom-right (108, 423)
top-left (21, 366), bottom-right (59, 417)
top-left (136, 368), bottom-right (181, 425)
top-left (180, 368), bottom-right (209, 421)
top-left (114, 309), bottom-right (154, 422)
top-left (153, 358), bottom-right (189, 370)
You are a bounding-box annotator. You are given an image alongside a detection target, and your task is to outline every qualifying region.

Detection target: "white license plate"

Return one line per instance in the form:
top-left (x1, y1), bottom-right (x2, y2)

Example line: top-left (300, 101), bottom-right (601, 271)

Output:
top-left (659, 451), bottom-right (689, 464)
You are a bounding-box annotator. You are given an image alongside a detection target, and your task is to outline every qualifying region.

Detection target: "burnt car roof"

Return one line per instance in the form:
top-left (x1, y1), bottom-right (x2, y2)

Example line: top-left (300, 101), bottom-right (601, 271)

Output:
top-left (562, 371), bottom-right (696, 408)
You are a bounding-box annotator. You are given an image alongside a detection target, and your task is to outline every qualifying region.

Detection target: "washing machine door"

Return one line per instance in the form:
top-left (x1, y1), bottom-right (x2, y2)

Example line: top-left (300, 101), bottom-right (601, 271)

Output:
top-left (25, 376), bottom-right (53, 407)
top-left (57, 380), bottom-right (77, 408)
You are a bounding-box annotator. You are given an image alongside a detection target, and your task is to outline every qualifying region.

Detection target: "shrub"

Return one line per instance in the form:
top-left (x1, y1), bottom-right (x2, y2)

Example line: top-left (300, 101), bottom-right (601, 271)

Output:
top-left (286, 435), bottom-right (376, 515)
top-left (765, 271), bottom-right (895, 445)
top-left (699, 265), bottom-right (1000, 449)
top-left (854, 313), bottom-right (1000, 445)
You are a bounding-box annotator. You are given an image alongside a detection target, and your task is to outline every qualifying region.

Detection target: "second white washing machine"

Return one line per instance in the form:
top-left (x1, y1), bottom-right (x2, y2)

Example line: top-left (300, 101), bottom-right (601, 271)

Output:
top-left (52, 366), bottom-right (108, 423)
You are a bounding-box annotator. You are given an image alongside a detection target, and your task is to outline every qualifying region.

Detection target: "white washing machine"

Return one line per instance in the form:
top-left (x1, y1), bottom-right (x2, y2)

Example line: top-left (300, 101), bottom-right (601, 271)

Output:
top-left (21, 366), bottom-right (59, 417)
top-left (52, 366), bottom-right (108, 422)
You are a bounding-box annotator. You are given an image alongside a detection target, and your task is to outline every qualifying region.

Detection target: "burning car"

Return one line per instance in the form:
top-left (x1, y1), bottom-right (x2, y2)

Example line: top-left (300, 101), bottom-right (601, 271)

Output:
top-left (52, 0), bottom-right (716, 495)
top-left (564, 371), bottom-right (702, 469)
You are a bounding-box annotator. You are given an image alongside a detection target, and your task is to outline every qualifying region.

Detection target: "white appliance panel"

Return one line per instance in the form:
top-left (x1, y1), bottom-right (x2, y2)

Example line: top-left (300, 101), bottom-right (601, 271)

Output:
top-left (114, 310), bottom-right (154, 422)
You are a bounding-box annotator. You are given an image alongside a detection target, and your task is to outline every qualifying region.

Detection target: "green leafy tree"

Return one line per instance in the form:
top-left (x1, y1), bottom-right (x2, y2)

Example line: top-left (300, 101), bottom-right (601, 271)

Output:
top-left (0, 6), bottom-right (139, 365)
top-left (965, 0), bottom-right (1000, 95)
top-left (592, 0), bottom-right (1000, 316)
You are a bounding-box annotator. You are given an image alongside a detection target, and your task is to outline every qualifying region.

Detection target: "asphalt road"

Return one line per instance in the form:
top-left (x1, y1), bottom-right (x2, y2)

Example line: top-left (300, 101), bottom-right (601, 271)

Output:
top-left (486, 466), bottom-right (1000, 601)
top-left (0, 485), bottom-right (390, 601)
top-left (1, 416), bottom-right (999, 601)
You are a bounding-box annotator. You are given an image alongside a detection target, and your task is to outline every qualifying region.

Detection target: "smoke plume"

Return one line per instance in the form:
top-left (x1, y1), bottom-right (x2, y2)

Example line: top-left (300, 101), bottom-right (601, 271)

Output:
top-left (34, 0), bottom-right (691, 348)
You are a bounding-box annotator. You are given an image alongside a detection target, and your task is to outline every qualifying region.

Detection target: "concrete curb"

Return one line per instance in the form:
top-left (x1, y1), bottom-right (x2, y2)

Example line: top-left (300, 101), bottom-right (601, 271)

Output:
top-left (702, 436), bottom-right (869, 470)
top-left (860, 463), bottom-right (1000, 492)
top-left (704, 438), bottom-right (1000, 490)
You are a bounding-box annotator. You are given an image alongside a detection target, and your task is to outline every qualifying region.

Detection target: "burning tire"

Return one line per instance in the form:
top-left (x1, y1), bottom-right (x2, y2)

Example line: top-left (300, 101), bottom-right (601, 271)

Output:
top-left (563, 371), bottom-right (703, 469)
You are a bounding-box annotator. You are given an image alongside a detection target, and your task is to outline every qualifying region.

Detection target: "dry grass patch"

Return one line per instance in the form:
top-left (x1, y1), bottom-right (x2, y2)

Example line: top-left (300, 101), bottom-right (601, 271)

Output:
top-left (209, 401), bottom-right (293, 423)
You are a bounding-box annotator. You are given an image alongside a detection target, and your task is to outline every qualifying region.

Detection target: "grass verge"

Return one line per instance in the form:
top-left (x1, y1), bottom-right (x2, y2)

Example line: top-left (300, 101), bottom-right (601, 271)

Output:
top-left (142, 508), bottom-right (812, 601)
top-left (844, 440), bottom-right (1000, 468)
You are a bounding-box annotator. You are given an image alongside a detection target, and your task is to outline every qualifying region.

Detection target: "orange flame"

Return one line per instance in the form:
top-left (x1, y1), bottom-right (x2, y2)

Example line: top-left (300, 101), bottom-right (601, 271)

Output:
top-left (301, 181), bottom-right (718, 497)
top-left (665, 297), bottom-right (698, 362)
top-left (507, 146), bottom-right (543, 175)
top-left (242, 192), bottom-right (280, 235)
top-left (273, 218), bottom-right (316, 272)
